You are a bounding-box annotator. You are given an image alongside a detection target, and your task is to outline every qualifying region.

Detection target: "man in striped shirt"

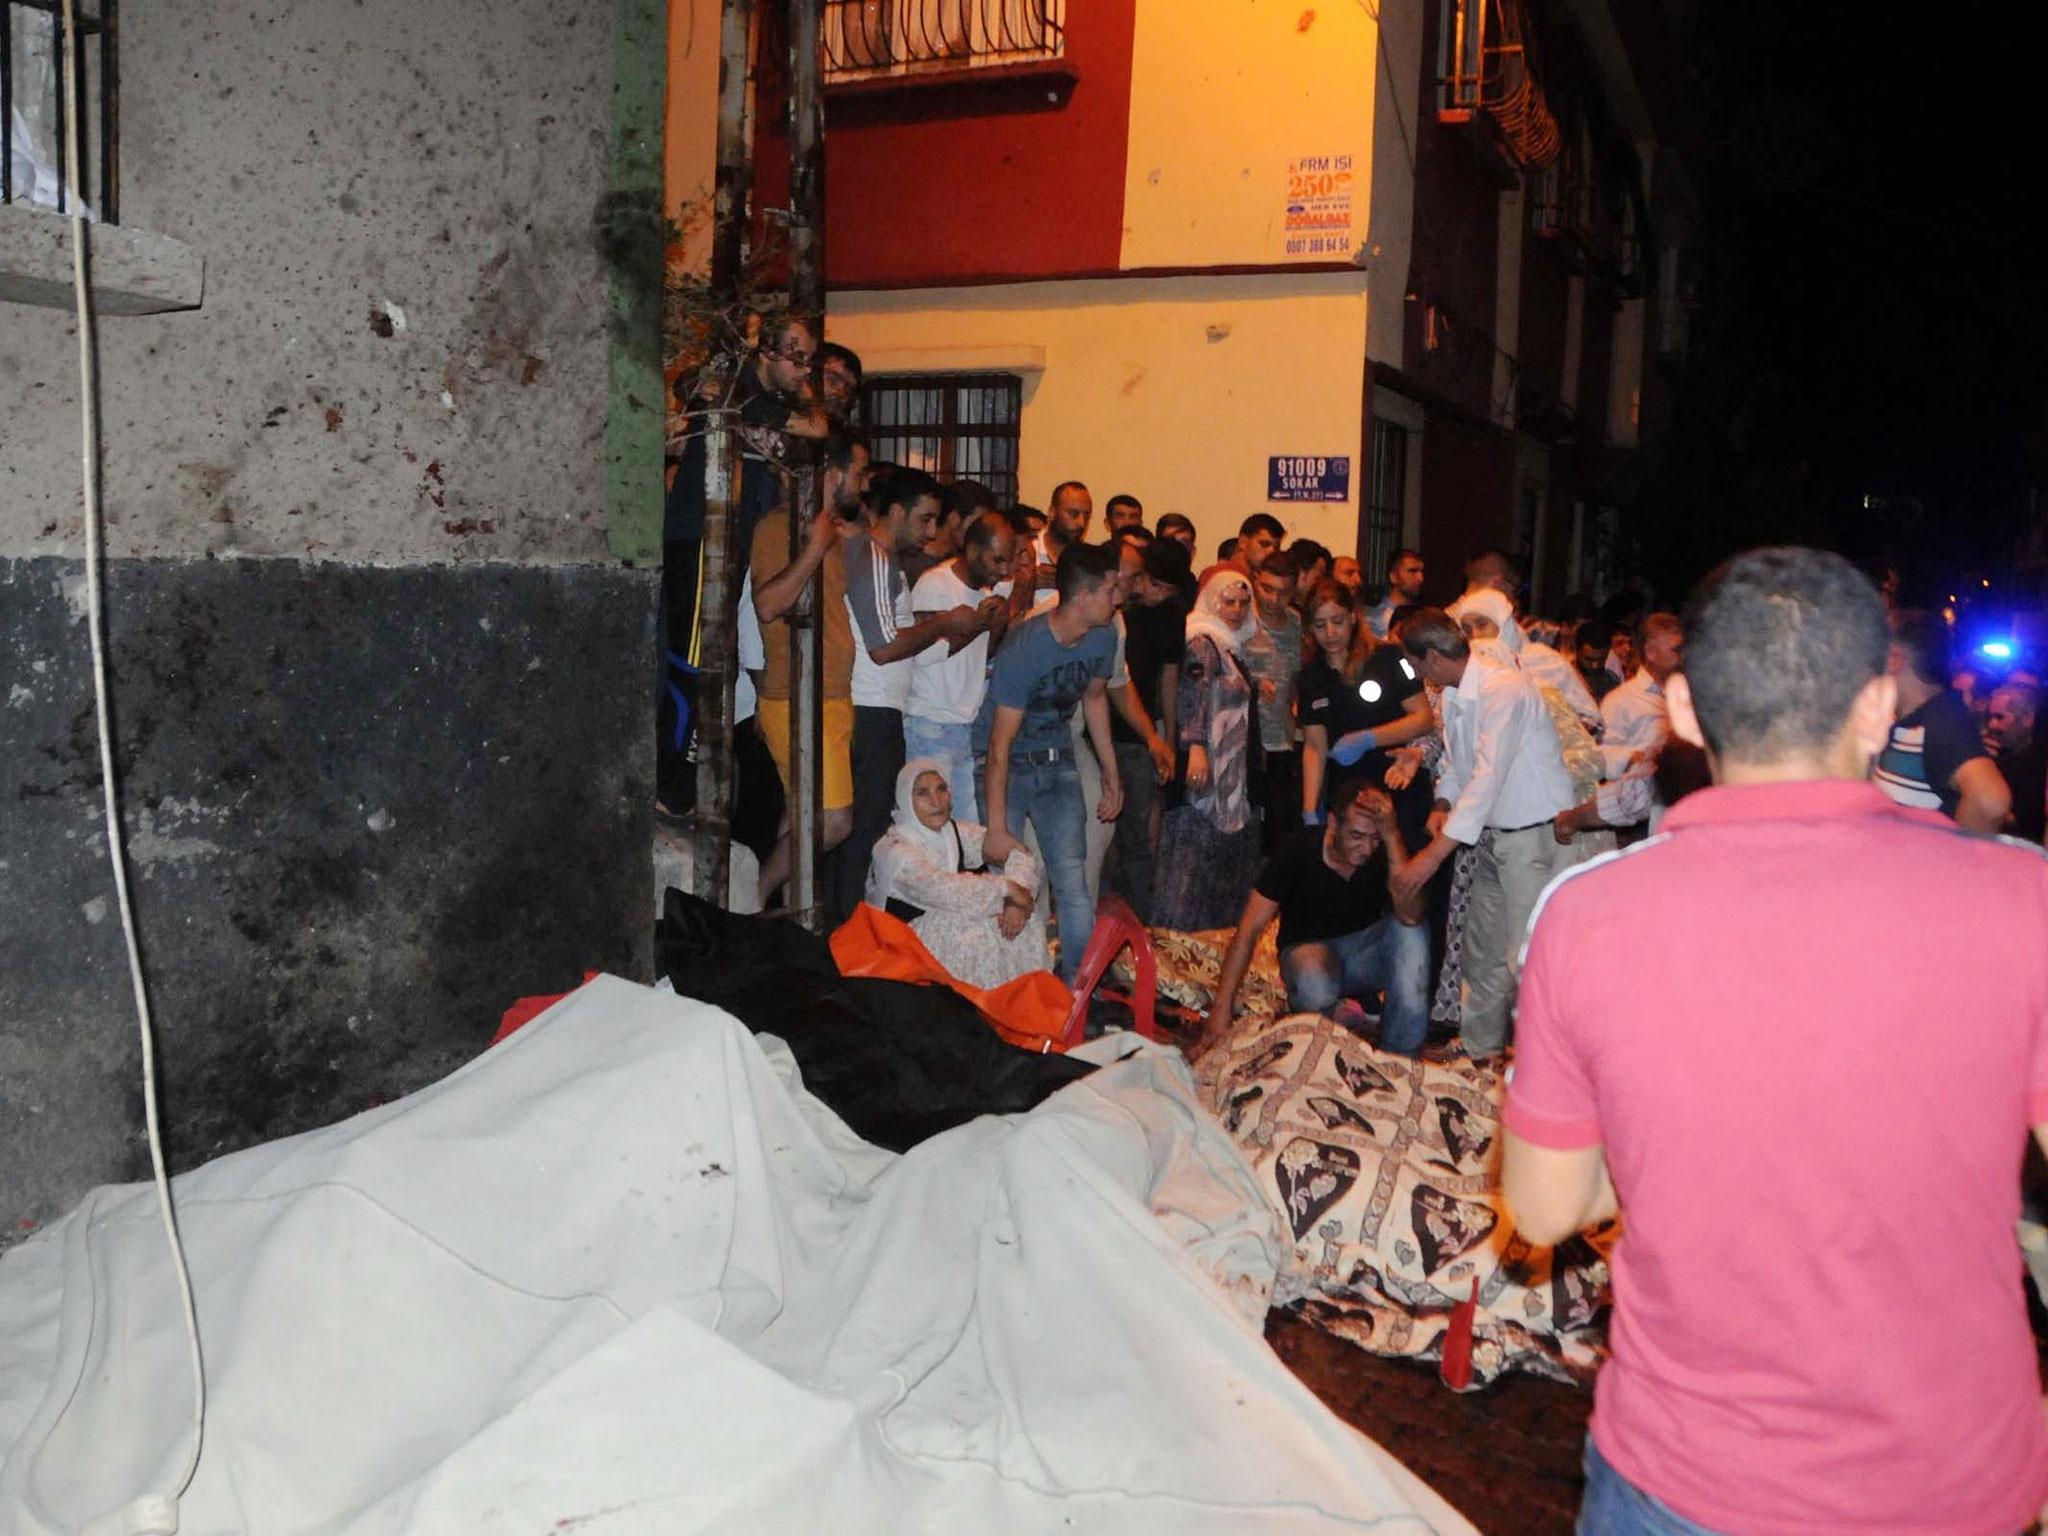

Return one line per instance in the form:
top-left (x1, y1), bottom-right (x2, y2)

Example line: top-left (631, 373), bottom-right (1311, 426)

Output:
top-left (1874, 608), bottom-right (2009, 832)
top-left (833, 466), bottom-right (998, 921)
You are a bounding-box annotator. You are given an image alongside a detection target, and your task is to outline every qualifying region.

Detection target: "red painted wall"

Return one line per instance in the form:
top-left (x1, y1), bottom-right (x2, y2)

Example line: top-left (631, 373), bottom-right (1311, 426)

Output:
top-left (752, 1), bottom-right (1137, 289)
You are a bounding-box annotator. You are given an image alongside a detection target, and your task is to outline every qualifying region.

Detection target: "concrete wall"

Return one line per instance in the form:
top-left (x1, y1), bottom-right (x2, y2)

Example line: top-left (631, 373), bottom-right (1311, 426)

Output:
top-left (827, 273), bottom-right (1371, 561)
top-left (1119, 0), bottom-right (1375, 270)
top-left (0, 0), bottom-right (660, 1238)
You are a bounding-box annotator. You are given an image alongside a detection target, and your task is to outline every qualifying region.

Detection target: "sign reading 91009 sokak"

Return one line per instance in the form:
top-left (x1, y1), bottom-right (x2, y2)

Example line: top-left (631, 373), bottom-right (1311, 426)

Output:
top-left (1267, 456), bottom-right (1351, 503)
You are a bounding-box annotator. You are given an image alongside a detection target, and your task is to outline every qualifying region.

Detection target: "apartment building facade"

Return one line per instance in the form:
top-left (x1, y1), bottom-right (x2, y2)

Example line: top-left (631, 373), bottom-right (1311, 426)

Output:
top-left (669, 0), bottom-right (1700, 607)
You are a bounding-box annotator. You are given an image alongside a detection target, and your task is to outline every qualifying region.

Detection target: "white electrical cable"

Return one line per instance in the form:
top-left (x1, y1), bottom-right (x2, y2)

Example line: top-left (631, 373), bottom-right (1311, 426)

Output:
top-left (62, 0), bottom-right (207, 1519)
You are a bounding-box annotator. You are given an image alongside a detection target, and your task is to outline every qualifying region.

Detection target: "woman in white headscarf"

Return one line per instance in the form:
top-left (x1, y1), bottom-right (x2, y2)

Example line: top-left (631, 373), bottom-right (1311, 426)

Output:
top-left (864, 758), bottom-right (1050, 989)
top-left (1448, 587), bottom-right (1602, 730)
top-left (1153, 568), bottom-right (1264, 931)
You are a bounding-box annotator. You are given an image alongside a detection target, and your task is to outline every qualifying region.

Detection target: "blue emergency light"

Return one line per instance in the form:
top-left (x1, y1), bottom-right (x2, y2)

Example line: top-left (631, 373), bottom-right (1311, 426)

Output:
top-left (1979, 640), bottom-right (2015, 661)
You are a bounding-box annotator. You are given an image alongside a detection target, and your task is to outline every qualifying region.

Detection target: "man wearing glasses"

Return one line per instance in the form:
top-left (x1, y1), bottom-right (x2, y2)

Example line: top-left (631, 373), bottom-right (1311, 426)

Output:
top-left (660, 313), bottom-right (830, 812)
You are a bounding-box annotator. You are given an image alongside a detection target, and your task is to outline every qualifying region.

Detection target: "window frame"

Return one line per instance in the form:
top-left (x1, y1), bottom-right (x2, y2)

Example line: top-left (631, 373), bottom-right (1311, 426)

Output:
top-left (860, 370), bottom-right (1025, 509)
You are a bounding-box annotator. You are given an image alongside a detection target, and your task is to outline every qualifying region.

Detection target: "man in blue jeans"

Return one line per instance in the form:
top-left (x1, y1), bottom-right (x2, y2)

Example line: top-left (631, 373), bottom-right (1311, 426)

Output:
top-left (1201, 783), bottom-right (1429, 1053)
top-left (980, 542), bottom-right (1125, 982)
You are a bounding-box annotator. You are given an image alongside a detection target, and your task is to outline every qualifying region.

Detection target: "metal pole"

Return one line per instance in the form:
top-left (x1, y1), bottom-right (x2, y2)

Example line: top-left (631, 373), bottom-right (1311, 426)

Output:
top-left (689, 0), bottom-right (757, 906)
top-left (786, 0), bottom-right (827, 931)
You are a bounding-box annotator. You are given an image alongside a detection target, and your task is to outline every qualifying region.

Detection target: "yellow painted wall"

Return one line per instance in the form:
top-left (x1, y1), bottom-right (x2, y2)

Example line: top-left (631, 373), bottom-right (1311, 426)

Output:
top-left (1120, 0), bottom-right (1377, 271)
top-left (828, 273), bottom-right (1370, 558)
top-left (664, 0), bottom-right (722, 276)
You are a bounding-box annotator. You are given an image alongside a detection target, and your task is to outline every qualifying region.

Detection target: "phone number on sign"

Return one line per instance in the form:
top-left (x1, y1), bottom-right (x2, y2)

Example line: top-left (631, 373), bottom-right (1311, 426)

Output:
top-left (1286, 236), bottom-right (1353, 256)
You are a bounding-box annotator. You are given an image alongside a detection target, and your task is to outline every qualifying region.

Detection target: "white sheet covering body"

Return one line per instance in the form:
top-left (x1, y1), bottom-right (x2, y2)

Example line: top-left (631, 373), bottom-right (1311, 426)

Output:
top-left (0, 978), bottom-right (1474, 1535)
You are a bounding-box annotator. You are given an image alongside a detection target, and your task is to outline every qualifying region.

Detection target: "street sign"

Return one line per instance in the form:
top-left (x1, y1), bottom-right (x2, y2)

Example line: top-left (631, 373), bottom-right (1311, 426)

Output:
top-left (1267, 455), bottom-right (1350, 503)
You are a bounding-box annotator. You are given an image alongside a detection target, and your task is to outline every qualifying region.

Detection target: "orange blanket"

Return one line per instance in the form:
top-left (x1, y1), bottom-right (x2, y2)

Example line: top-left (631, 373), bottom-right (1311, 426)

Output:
top-left (830, 904), bottom-right (1073, 1054)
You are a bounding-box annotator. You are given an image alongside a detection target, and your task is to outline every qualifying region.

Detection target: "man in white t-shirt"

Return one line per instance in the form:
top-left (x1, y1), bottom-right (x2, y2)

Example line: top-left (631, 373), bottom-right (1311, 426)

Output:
top-left (906, 508), bottom-right (1025, 823)
top-left (834, 467), bottom-right (991, 922)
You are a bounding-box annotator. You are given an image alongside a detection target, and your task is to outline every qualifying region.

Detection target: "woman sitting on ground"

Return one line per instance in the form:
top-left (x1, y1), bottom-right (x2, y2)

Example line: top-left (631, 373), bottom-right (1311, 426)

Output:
top-left (864, 758), bottom-right (1050, 989)
top-left (1154, 568), bottom-right (1263, 931)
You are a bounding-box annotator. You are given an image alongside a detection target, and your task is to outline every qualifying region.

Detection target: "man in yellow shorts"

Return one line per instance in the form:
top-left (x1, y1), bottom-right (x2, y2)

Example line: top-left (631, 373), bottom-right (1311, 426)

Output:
top-left (752, 429), bottom-right (866, 904)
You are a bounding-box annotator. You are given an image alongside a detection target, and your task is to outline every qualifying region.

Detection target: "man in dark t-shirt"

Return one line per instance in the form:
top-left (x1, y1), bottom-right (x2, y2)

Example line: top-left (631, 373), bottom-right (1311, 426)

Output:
top-left (1203, 783), bottom-right (1429, 1054)
top-left (1874, 611), bottom-right (2010, 831)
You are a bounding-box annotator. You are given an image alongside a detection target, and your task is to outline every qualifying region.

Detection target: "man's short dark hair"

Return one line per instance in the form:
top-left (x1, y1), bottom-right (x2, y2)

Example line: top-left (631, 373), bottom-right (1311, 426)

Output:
top-left (822, 426), bottom-right (868, 472)
top-left (1114, 524), bottom-right (1154, 549)
top-left (943, 478), bottom-right (997, 524)
top-left (1576, 618), bottom-right (1616, 654)
top-left (761, 310), bottom-right (815, 354)
top-left (1048, 479), bottom-right (1089, 508)
top-left (1291, 538), bottom-right (1331, 573)
top-left (876, 465), bottom-right (942, 516)
top-left (1465, 546), bottom-right (1519, 586)
top-left (1399, 607), bottom-right (1470, 663)
top-left (817, 340), bottom-right (862, 383)
top-left (1141, 537), bottom-right (1192, 589)
top-left (1637, 612), bottom-right (1684, 654)
top-left (1219, 537), bottom-right (1240, 561)
top-left (1156, 512), bottom-right (1196, 541)
top-left (1387, 547), bottom-right (1423, 578)
top-left (1106, 493), bottom-right (1143, 518)
top-left (1240, 513), bottom-right (1286, 541)
top-left (1890, 609), bottom-right (1952, 686)
top-left (1055, 540), bottom-right (1120, 602)
top-left (1257, 547), bottom-right (1298, 583)
top-left (962, 508), bottom-right (1010, 553)
top-left (1683, 547), bottom-right (1889, 763)
top-left (1332, 777), bottom-right (1391, 823)
top-left (1009, 503), bottom-right (1044, 536)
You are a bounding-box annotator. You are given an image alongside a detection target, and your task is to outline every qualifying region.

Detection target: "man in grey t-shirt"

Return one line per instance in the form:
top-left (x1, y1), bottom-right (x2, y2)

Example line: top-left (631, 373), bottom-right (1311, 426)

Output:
top-left (980, 542), bottom-right (1124, 981)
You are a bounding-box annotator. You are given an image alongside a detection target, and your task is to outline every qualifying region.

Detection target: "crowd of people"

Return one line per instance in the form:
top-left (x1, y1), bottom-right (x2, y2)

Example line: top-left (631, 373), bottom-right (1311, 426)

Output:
top-left (663, 317), bottom-right (2048, 1057)
top-left (662, 319), bottom-right (2048, 1536)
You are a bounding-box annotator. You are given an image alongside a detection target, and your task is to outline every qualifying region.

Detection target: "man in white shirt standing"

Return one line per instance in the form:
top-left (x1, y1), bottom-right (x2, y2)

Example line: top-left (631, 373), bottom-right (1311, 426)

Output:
top-left (1600, 612), bottom-right (1682, 760)
top-left (836, 467), bottom-right (993, 922)
top-left (1589, 612), bottom-right (1683, 840)
top-left (905, 505), bottom-right (1026, 823)
top-left (1394, 608), bottom-right (1578, 1059)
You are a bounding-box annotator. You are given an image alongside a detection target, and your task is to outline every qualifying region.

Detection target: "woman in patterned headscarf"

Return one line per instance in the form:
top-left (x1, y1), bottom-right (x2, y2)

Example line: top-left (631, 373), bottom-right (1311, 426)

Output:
top-left (1154, 569), bottom-right (1264, 931)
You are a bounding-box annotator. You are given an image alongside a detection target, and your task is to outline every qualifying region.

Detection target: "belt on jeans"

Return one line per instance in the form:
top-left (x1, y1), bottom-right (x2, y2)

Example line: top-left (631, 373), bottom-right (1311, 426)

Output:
top-left (1490, 818), bottom-right (1554, 835)
top-left (1009, 746), bottom-right (1074, 765)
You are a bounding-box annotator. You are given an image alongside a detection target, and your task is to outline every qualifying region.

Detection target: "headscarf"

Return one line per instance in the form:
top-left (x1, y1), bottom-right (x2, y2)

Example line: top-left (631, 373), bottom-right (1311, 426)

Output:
top-left (1184, 568), bottom-right (1257, 658)
top-left (865, 757), bottom-right (961, 906)
top-left (1447, 586), bottom-right (1522, 651)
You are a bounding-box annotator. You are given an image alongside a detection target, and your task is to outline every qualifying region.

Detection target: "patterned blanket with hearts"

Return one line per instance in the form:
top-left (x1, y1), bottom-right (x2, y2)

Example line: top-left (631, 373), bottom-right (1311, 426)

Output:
top-left (1153, 928), bottom-right (1613, 1388)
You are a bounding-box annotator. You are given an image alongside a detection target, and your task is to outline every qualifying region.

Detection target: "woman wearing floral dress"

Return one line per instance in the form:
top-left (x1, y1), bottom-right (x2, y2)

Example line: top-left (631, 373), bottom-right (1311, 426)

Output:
top-left (1153, 570), bottom-right (1264, 931)
top-left (864, 758), bottom-right (1050, 989)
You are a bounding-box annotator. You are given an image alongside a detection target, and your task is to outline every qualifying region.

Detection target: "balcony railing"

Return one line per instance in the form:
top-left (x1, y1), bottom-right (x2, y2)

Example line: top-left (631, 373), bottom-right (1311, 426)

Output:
top-left (1437, 0), bottom-right (1558, 171)
top-left (823, 0), bottom-right (1065, 84)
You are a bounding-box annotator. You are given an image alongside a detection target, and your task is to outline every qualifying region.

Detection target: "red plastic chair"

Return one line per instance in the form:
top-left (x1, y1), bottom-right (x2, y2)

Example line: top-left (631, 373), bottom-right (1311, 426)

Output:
top-left (1059, 894), bottom-right (1159, 1048)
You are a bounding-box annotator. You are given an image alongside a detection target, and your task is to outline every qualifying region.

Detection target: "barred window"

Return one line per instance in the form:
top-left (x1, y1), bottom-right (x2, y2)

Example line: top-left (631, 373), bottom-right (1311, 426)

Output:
top-left (1366, 418), bottom-right (1408, 589)
top-left (861, 373), bottom-right (1022, 509)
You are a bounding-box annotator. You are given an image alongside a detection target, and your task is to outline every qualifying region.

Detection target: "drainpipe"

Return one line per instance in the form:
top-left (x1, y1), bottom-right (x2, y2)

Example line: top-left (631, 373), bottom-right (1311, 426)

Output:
top-left (785, 0), bottom-right (827, 931)
top-left (690, 0), bottom-right (756, 907)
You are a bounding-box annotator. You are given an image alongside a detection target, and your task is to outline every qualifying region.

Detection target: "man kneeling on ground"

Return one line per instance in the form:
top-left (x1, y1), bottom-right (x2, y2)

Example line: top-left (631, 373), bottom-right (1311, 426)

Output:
top-left (1203, 783), bottom-right (1428, 1053)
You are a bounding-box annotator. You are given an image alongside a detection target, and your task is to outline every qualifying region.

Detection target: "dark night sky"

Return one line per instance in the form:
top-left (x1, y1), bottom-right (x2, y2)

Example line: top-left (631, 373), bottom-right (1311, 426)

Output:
top-left (1642, 2), bottom-right (2046, 606)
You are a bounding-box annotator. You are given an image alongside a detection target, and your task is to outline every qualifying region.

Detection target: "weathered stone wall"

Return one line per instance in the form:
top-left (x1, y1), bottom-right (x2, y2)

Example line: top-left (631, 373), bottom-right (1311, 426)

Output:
top-left (0, 0), bottom-right (660, 1237)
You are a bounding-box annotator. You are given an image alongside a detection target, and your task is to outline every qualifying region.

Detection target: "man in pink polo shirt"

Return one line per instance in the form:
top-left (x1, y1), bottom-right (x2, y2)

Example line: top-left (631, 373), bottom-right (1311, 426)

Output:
top-left (1503, 546), bottom-right (2048, 1536)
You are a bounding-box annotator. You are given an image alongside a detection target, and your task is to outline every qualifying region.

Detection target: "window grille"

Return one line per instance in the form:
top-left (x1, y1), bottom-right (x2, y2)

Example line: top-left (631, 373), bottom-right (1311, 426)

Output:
top-left (824, 0), bottom-right (1064, 84)
top-left (862, 373), bottom-right (1023, 508)
top-left (1366, 418), bottom-right (1408, 591)
top-left (3, 0), bottom-right (117, 221)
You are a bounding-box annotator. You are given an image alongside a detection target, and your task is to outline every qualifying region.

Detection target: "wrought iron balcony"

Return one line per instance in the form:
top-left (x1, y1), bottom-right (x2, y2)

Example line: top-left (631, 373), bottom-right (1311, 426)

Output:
top-left (823, 0), bottom-right (1065, 85)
